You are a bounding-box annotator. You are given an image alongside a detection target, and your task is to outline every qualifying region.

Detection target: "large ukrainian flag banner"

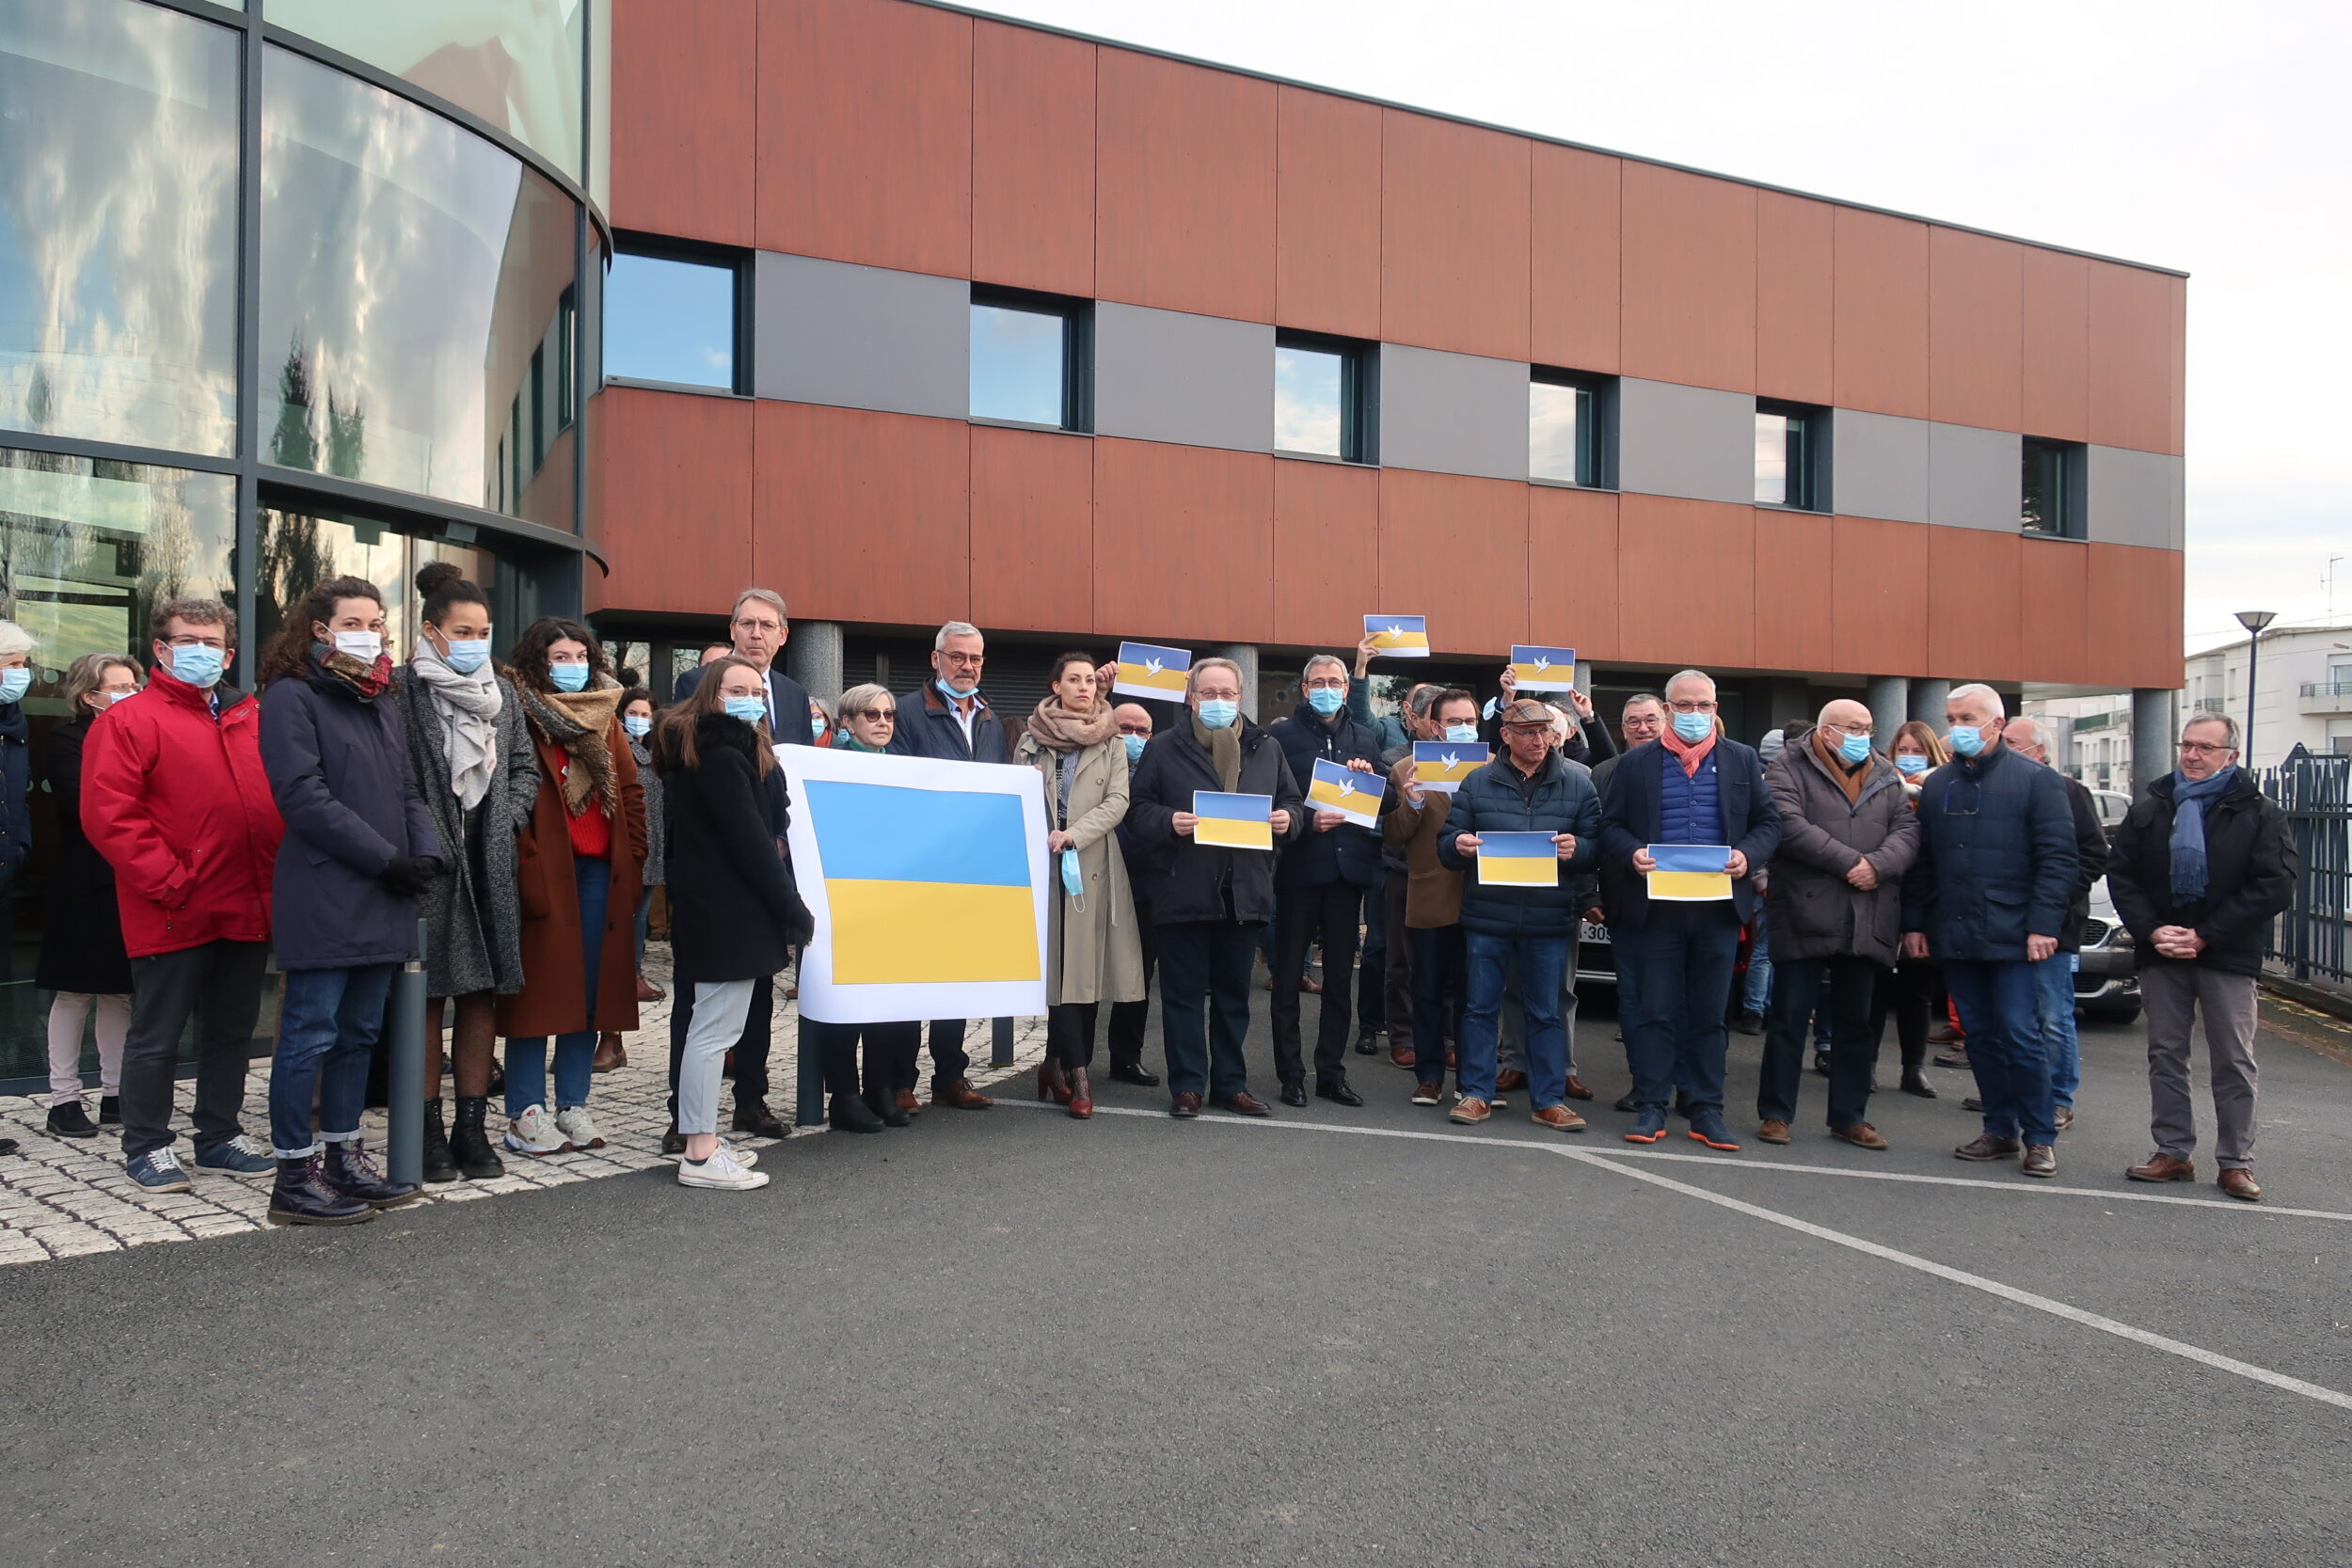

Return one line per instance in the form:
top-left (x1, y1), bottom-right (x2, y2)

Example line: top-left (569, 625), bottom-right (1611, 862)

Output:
top-left (1647, 843), bottom-right (1735, 902)
top-left (779, 746), bottom-right (1049, 1025)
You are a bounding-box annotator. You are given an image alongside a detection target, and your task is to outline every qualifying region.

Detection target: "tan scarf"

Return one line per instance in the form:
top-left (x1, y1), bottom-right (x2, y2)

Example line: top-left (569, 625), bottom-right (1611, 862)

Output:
top-left (1190, 712), bottom-right (1243, 792)
top-left (1811, 725), bottom-right (1868, 807)
top-left (512, 674), bottom-right (624, 816)
top-left (1025, 695), bottom-right (1117, 752)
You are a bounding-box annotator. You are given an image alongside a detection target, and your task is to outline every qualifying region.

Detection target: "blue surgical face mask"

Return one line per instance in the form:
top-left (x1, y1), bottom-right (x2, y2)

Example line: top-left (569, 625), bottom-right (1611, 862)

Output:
top-left (1306, 686), bottom-right (1344, 717)
top-left (1197, 698), bottom-right (1239, 730)
top-left (1059, 847), bottom-right (1083, 898)
top-left (0, 668), bottom-right (29, 705)
top-left (1672, 710), bottom-right (1712, 743)
top-left (1836, 731), bottom-right (1871, 765)
top-left (723, 694), bottom-right (768, 725)
top-left (1122, 734), bottom-right (1147, 763)
top-left (935, 676), bottom-right (973, 704)
top-left (1947, 724), bottom-right (1983, 758)
top-left (1895, 753), bottom-right (1929, 776)
top-left (548, 661), bottom-right (591, 693)
top-left (621, 714), bottom-right (652, 739)
top-left (1443, 722), bottom-right (1480, 744)
top-left (168, 643), bottom-right (225, 689)
top-left (442, 639), bottom-right (491, 675)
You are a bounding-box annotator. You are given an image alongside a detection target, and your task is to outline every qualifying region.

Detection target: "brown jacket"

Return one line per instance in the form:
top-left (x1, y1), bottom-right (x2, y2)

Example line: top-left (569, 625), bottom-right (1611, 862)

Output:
top-left (1380, 754), bottom-right (1464, 928)
top-left (495, 723), bottom-right (649, 1037)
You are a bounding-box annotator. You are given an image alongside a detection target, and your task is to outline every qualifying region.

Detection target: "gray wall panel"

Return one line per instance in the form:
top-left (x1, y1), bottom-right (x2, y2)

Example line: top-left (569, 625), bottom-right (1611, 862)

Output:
top-left (2086, 445), bottom-right (2182, 549)
top-left (1826, 409), bottom-right (1929, 523)
top-left (1377, 344), bottom-right (1529, 481)
top-left (1928, 420), bottom-right (2022, 532)
top-left (754, 252), bottom-right (968, 419)
top-left (1615, 377), bottom-right (1753, 506)
top-left (1094, 302), bottom-right (1273, 453)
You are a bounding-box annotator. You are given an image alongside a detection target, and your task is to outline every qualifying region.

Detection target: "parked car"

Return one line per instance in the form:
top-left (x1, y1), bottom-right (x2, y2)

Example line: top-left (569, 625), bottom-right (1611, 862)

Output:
top-left (2090, 788), bottom-right (2134, 832)
top-left (2074, 876), bottom-right (2142, 1023)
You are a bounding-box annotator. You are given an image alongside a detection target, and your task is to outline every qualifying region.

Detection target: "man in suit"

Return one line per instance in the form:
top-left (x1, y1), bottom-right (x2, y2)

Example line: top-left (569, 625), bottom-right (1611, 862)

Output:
top-left (670, 589), bottom-right (816, 744)
top-left (1599, 670), bottom-right (1782, 1151)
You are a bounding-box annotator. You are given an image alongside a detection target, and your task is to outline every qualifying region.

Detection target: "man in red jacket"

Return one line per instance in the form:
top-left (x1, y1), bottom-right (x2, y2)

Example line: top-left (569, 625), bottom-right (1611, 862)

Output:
top-left (81, 597), bottom-right (286, 1192)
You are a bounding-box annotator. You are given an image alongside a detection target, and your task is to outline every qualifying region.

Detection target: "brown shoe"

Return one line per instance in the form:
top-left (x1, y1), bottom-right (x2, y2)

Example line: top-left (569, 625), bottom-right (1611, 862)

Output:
top-left (1832, 1122), bottom-right (1889, 1150)
top-left (1756, 1118), bottom-right (1792, 1145)
top-left (2217, 1167), bottom-right (2262, 1202)
top-left (2021, 1144), bottom-right (2057, 1178)
top-left (1955, 1133), bottom-right (2023, 1161)
top-left (1565, 1074), bottom-right (1593, 1101)
top-left (591, 1032), bottom-right (627, 1073)
top-left (931, 1079), bottom-right (993, 1109)
top-left (1219, 1091), bottom-right (1272, 1117)
top-left (1169, 1092), bottom-right (1202, 1118)
top-left (1390, 1044), bottom-right (1417, 1071)
top-left (2125, 1152), bottom-right (2195, 1183)
top-left (2054, 1105), bottom-right (2075, 1132)
top-left (1531, 1104), bottom-right (1586, 1132)
top-left (1300, 975), bottom-right (1323, 994)
top-left (894, 1089), bottom-right (924, 1117)
top-left (1449, 1096), bottom-right (1492, 1125)
top-left (635, 975), bottom-right (663, 1003)
top-left (1496, 1069), bottom-right (1529, 1092)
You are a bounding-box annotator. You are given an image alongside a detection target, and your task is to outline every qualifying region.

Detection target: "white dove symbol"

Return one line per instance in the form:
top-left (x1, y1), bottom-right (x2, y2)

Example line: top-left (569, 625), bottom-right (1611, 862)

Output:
top-left (1531, 657), bottom-right (1549, 672)
top-left (1386, 624), bottom-right (1406, 638)
top-left (1335, 778), bottom-right (1355, 796)
top-left (1143, 657), bottom-right (1163, 676)
top-left (1439, 751), bottom-right (1458, 768)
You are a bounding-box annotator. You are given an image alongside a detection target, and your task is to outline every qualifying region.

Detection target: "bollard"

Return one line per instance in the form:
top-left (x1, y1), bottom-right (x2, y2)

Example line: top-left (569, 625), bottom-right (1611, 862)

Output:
top-left (992, 1015), bottom-right (1013, 1069)
top-left (796, 1010), bottom-right (825, 1126)
top-left (385, 918), bottom-right (428, 1188)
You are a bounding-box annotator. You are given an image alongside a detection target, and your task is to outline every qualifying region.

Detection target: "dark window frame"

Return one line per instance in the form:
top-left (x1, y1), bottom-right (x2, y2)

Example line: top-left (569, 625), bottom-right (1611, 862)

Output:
top-left (1529, 367), bottom-right (1617, 489)
top-left (605, 230), bottom-right (754, 397)
top-left (1274, 329), bottom-right (1377, 465)
top-left (968, 283), bottom-right (1094, 434)
top-left (2021, 436), bottom-right (2087, 539)
top-left (1756, 397), bottom-right (1827, 513)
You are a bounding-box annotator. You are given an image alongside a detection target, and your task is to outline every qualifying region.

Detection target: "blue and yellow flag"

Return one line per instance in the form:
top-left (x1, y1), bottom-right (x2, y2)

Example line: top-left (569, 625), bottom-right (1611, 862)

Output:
top-left (1412, 739), bottom-right (1488, 794)
top-left (1648, 843), bottom-right (1734, 902)
top-left (1113, 641), bottom-right (1191, 699)
top-left (1306, 758), bottom-right (1384, 829)
top-left (1478, 831), bottom-right (1558, 887)
top-left (1509, 644), bottom-right (1576, 692)
top-left (1364, 614), bottom-right (1430, 657)
top-left (1194, 791), bottom-right (1274, 850)
top-left (804, 780), bottom-right (1042, 984)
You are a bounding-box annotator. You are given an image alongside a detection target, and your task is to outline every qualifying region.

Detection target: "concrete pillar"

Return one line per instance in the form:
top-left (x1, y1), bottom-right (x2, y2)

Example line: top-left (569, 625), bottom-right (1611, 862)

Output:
top-left (1867, 675), bottom-right (1910, 750)
top-left (1909, 678), bottom-right (1950, 725)
top-left (2131, 687), bottom-right (2177, 799)
top-left (786, 619), bottom-right (844, 706)
top-left (1214, 642), bottom-right (1261, 721)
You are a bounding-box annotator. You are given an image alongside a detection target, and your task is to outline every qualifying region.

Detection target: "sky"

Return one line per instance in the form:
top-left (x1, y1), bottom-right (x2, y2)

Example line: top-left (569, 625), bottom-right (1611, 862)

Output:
top-left (981, 0), bottom-right (2352, 654)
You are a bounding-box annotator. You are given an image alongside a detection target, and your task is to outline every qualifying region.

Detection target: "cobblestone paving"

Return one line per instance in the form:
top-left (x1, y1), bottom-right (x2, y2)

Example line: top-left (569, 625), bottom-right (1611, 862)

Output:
top-left (0, 950), bottom-right (1050, 1267)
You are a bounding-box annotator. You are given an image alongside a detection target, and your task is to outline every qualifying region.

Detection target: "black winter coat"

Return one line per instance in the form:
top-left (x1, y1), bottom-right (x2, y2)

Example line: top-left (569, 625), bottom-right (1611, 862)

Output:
top-left (1124, 719), bottom-right (1305, 926)
top-left (1597, 740), bottom-right (1781, 927)
top-left (1269, 700), bottom-right (1384, 890)
top-left (2105, 769), bottom-right (2295, 978)
top-left (35, 715), bottom-right (134, 994)
top-left (1899, 742), bottom-right (2077, 961)
top-left (0, 700), bottom-right (26, 896)
top-left (2054, 772), bottom-right (2108, 954)
top-left (1436, 748), bottom-right (1600, 939)
top-left (889, 683), bottom-right (1013, 764)
top-left (660, 714), bottom-right (815, 984)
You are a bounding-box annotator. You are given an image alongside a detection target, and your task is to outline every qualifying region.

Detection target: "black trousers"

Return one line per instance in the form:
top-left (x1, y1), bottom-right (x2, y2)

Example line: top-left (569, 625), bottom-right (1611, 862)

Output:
top-left (669, 971), bottom-right (773, 1117)
top-left (1271, 881), bottom-right (1362, 1086)
top-left (1381, 867), bottom-right (1413, 1045)
top-left (119, 939), bottom-right (268, 1160)
top-left (927, 1019), bottom-right (971, 1089)
top-left (1870, 958), bottom-right (1936, 1071)
top-left (1157, 920), bottom-right (1258, 1100)
top-left (803, 1018), bottom-right (905, 1099)
top-left (1048, 1002), bottom-right (1101, 1069)
top-left (1106, 897), bottom-right (1157, 1068)
top-left (1757, 954), bottom-right (1883, 1129)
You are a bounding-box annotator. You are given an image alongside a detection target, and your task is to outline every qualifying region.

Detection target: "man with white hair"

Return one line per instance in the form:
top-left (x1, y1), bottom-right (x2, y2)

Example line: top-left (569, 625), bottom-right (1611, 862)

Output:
top-left (1999, 715), bottom-right (2107, 1132)
top-left (1899, 684), bottom-right (2078, 1179)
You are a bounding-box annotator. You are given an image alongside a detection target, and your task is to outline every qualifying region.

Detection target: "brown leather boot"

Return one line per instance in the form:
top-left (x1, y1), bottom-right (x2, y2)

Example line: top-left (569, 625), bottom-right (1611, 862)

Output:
top-left (591, 1033), bottom-right (627, 1072)
top-left (2125, 1152), bottom-right (2196, 1182)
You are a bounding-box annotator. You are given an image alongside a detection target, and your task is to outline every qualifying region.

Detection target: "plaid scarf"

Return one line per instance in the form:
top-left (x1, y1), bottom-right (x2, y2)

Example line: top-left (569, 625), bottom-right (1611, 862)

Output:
top-left (511, 673), bottom-right (623, 816)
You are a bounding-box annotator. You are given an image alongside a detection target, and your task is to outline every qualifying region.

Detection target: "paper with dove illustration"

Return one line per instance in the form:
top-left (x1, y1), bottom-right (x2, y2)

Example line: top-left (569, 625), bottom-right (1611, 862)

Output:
top-left (1112, 641), bottom-right (1192, 699)
top-left (1508, 645), bottom-right (1577, 692)
top-left (1306, 757), bottom-right (1385, 829)
top-left (1363, 614), bottom-right (1429, 657)
top-left (1411, 739), bottom-right (1488, 794)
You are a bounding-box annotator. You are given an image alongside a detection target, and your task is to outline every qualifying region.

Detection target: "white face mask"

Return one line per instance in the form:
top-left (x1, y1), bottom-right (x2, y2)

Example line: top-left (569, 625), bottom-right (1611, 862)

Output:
top-left (331, 629), bottom-right (383, 662)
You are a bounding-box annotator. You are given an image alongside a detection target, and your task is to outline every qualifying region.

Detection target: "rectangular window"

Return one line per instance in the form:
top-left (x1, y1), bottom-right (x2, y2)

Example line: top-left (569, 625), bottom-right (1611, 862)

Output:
top-left (604, 242), bottom-right (745, 392)
top-left (1275, 332), bottom-right (1374, 463)
top-left (2021, 436), bottom-right (2086, 536)
top-left (1530, 370), bottom-right (1613, 487)
top-left (1755, 400), bottom-right (1822, 510)
top-left (969, 288), bottom-right (1090, 431)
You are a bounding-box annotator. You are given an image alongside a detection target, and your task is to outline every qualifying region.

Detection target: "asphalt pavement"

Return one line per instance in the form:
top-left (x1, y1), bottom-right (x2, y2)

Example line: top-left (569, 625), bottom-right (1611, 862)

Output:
top-left (5, 992), bottom-right (2349, 1567)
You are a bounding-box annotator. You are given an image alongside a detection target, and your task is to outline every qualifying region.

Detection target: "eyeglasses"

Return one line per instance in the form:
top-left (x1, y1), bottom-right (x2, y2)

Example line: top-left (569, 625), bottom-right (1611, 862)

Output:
top-left (1302, 677), bottom-right (1346, 691)
top-left (851, 708), bottom-right (896, 722)
top-left (2179, 741), bottom-right (2233, 757)
top-left (939, 652), bottom-right (984, 668)
top-left (1193, 689), bottom-right (1240, 703)
top-left (1667, 700), bottom-right (1716, 714)
top-left (1116, 724), bottom-right (1152, 736)
top-left (165, 634), bottom-right (228, 649)
top-left (732, 616), bottom-right (783, 633)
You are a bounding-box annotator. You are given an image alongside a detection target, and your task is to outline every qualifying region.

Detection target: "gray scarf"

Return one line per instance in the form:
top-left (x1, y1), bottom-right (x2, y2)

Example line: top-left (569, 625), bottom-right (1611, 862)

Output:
top-left (410, 643), bottom-right (501, 810)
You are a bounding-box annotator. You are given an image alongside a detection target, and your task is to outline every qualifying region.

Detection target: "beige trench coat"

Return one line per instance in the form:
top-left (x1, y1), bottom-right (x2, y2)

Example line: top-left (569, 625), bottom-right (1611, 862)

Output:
top-left (1015, 731), bottom-right (1147, 1007)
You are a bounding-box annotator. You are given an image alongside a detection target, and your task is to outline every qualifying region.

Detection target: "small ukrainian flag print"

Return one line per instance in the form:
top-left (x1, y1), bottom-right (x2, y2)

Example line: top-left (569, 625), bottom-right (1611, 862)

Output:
top-left (1477, 831), bottom-right (1558, 887)
top-left (804, 780), bottom-right (1042, 984)
top-left (1113, 641), bottom-right (1191, 699)
top-left (1508, 645), bottom-right (1576, 692)
top-left (1647, 843), bottom-right (1735, 902)
top-left (1306, 758), bottom-right (1384, 829)
top-left (1364, 614), bottom-right (1430, 657)
top-left (1193, 791), bottom-right (1274, 850)
top-left (1412, 740), bottom-right (1488, 793)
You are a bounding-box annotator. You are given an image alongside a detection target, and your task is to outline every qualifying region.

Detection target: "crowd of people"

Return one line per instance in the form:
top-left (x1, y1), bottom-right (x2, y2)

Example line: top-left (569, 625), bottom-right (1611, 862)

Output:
top-left (0, 579), bottom-right (2299, 1214)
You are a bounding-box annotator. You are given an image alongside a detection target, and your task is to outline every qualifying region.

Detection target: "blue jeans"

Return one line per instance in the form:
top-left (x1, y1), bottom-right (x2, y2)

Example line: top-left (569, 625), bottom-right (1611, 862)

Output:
top-left (1943, 956), bottom-right (2059, 1144)
top-left (505, 855), bottom-right (611, 1117)
top-left (2037, 952), bottom-right (2079, 1110)
top-left (1616, 902), bottom-right (1740, 1116)
top-left (634, 887), bottom-right (651, 973)
top-left (1740, 906), bottom-right (1773, 1015)
top-left (1460, 931), bottom-right (1569, 1110)
top-left (269, 963), bottom-right (398, 1157)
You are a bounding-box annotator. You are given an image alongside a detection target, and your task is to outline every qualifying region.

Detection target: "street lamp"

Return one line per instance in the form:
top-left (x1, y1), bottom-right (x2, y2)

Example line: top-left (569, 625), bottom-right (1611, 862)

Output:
top-left (2234, 610), bottom-right (2278, 767)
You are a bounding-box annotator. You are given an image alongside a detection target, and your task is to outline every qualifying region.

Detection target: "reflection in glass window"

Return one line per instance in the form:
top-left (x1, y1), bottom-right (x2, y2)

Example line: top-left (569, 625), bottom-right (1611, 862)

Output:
top-left (1275, 343), bottom-right (1345, 458)
top-left (1755, 402), bottom-right (1817, 510)
top-left (970, 303), bottom-right (1067, 427)
top-left (260, 46), bottom-right (578, 529)
top-left (1530, 378), bottom-right (1605, 486)
top-left (254, 504), bottom-right (497, 666)
top-left (0, 0), bottom-right (240, 455)
top-left (2021, 436), bottom-right (2082, 537)
top-left (605, 253), bottom-right (737, 390)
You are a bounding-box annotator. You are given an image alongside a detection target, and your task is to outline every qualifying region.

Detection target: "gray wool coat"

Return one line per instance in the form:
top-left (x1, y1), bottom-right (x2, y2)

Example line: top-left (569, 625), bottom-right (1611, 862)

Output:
top-left (628, 735), bottom-right (665, 887)
top-left (1761, 738), bottom-right (1921, 967)
top-left (389, 666), bottom-right (540, 998)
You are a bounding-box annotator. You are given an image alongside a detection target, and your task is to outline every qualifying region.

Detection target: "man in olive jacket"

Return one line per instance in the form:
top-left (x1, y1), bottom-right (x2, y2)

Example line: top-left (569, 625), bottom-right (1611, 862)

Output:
top-left (2106, 713), bottom-right (2295, 1201)
top-left (1756, 700), bottom-right (1920, 1148)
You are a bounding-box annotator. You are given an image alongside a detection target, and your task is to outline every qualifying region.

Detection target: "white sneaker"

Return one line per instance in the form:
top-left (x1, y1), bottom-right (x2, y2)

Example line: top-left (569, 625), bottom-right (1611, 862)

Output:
top-left (552, 1106), bottom-right (605, 1150)
top-left (674, 1139), bottom-right (758, 1169)
top-left (503, 1104), bottom-right (567, 1155)
top-left (677, 1145), bottom-right (769, 1191)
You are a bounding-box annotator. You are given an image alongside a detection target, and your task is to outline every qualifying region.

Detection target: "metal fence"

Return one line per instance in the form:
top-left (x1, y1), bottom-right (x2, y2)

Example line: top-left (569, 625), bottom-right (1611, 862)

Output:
top-left (2263, 749), bottom-right (2350, 987)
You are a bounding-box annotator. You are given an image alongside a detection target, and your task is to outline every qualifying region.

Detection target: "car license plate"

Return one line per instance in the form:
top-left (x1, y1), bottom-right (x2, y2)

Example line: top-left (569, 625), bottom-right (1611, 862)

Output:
top-left (1581, 921), bottom-right (1609, 942)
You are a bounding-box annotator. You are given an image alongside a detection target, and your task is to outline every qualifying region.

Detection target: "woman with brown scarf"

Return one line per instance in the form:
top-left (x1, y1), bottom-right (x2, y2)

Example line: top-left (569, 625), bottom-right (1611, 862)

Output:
top-left (494, 617), bottom-right (648, 1158)
top-left (1013, 652), bottom-right (1146, 1118)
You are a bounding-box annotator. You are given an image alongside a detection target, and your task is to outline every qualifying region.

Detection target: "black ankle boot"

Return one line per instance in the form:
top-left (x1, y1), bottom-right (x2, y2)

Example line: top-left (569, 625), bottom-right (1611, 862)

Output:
top-left (323, 1139), bottom-right (422, 1209)
top-left (267, 1156), bottom-right (374, 1227)
top-left (450, 1096), bottom-right (506, 1180)
top-left (830, 1092), bottom-right (885, 1133)
top-left (866, 1087), bottom-right (910, 1128)
top-left (420, 1098), bottom-right (460, 1183)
